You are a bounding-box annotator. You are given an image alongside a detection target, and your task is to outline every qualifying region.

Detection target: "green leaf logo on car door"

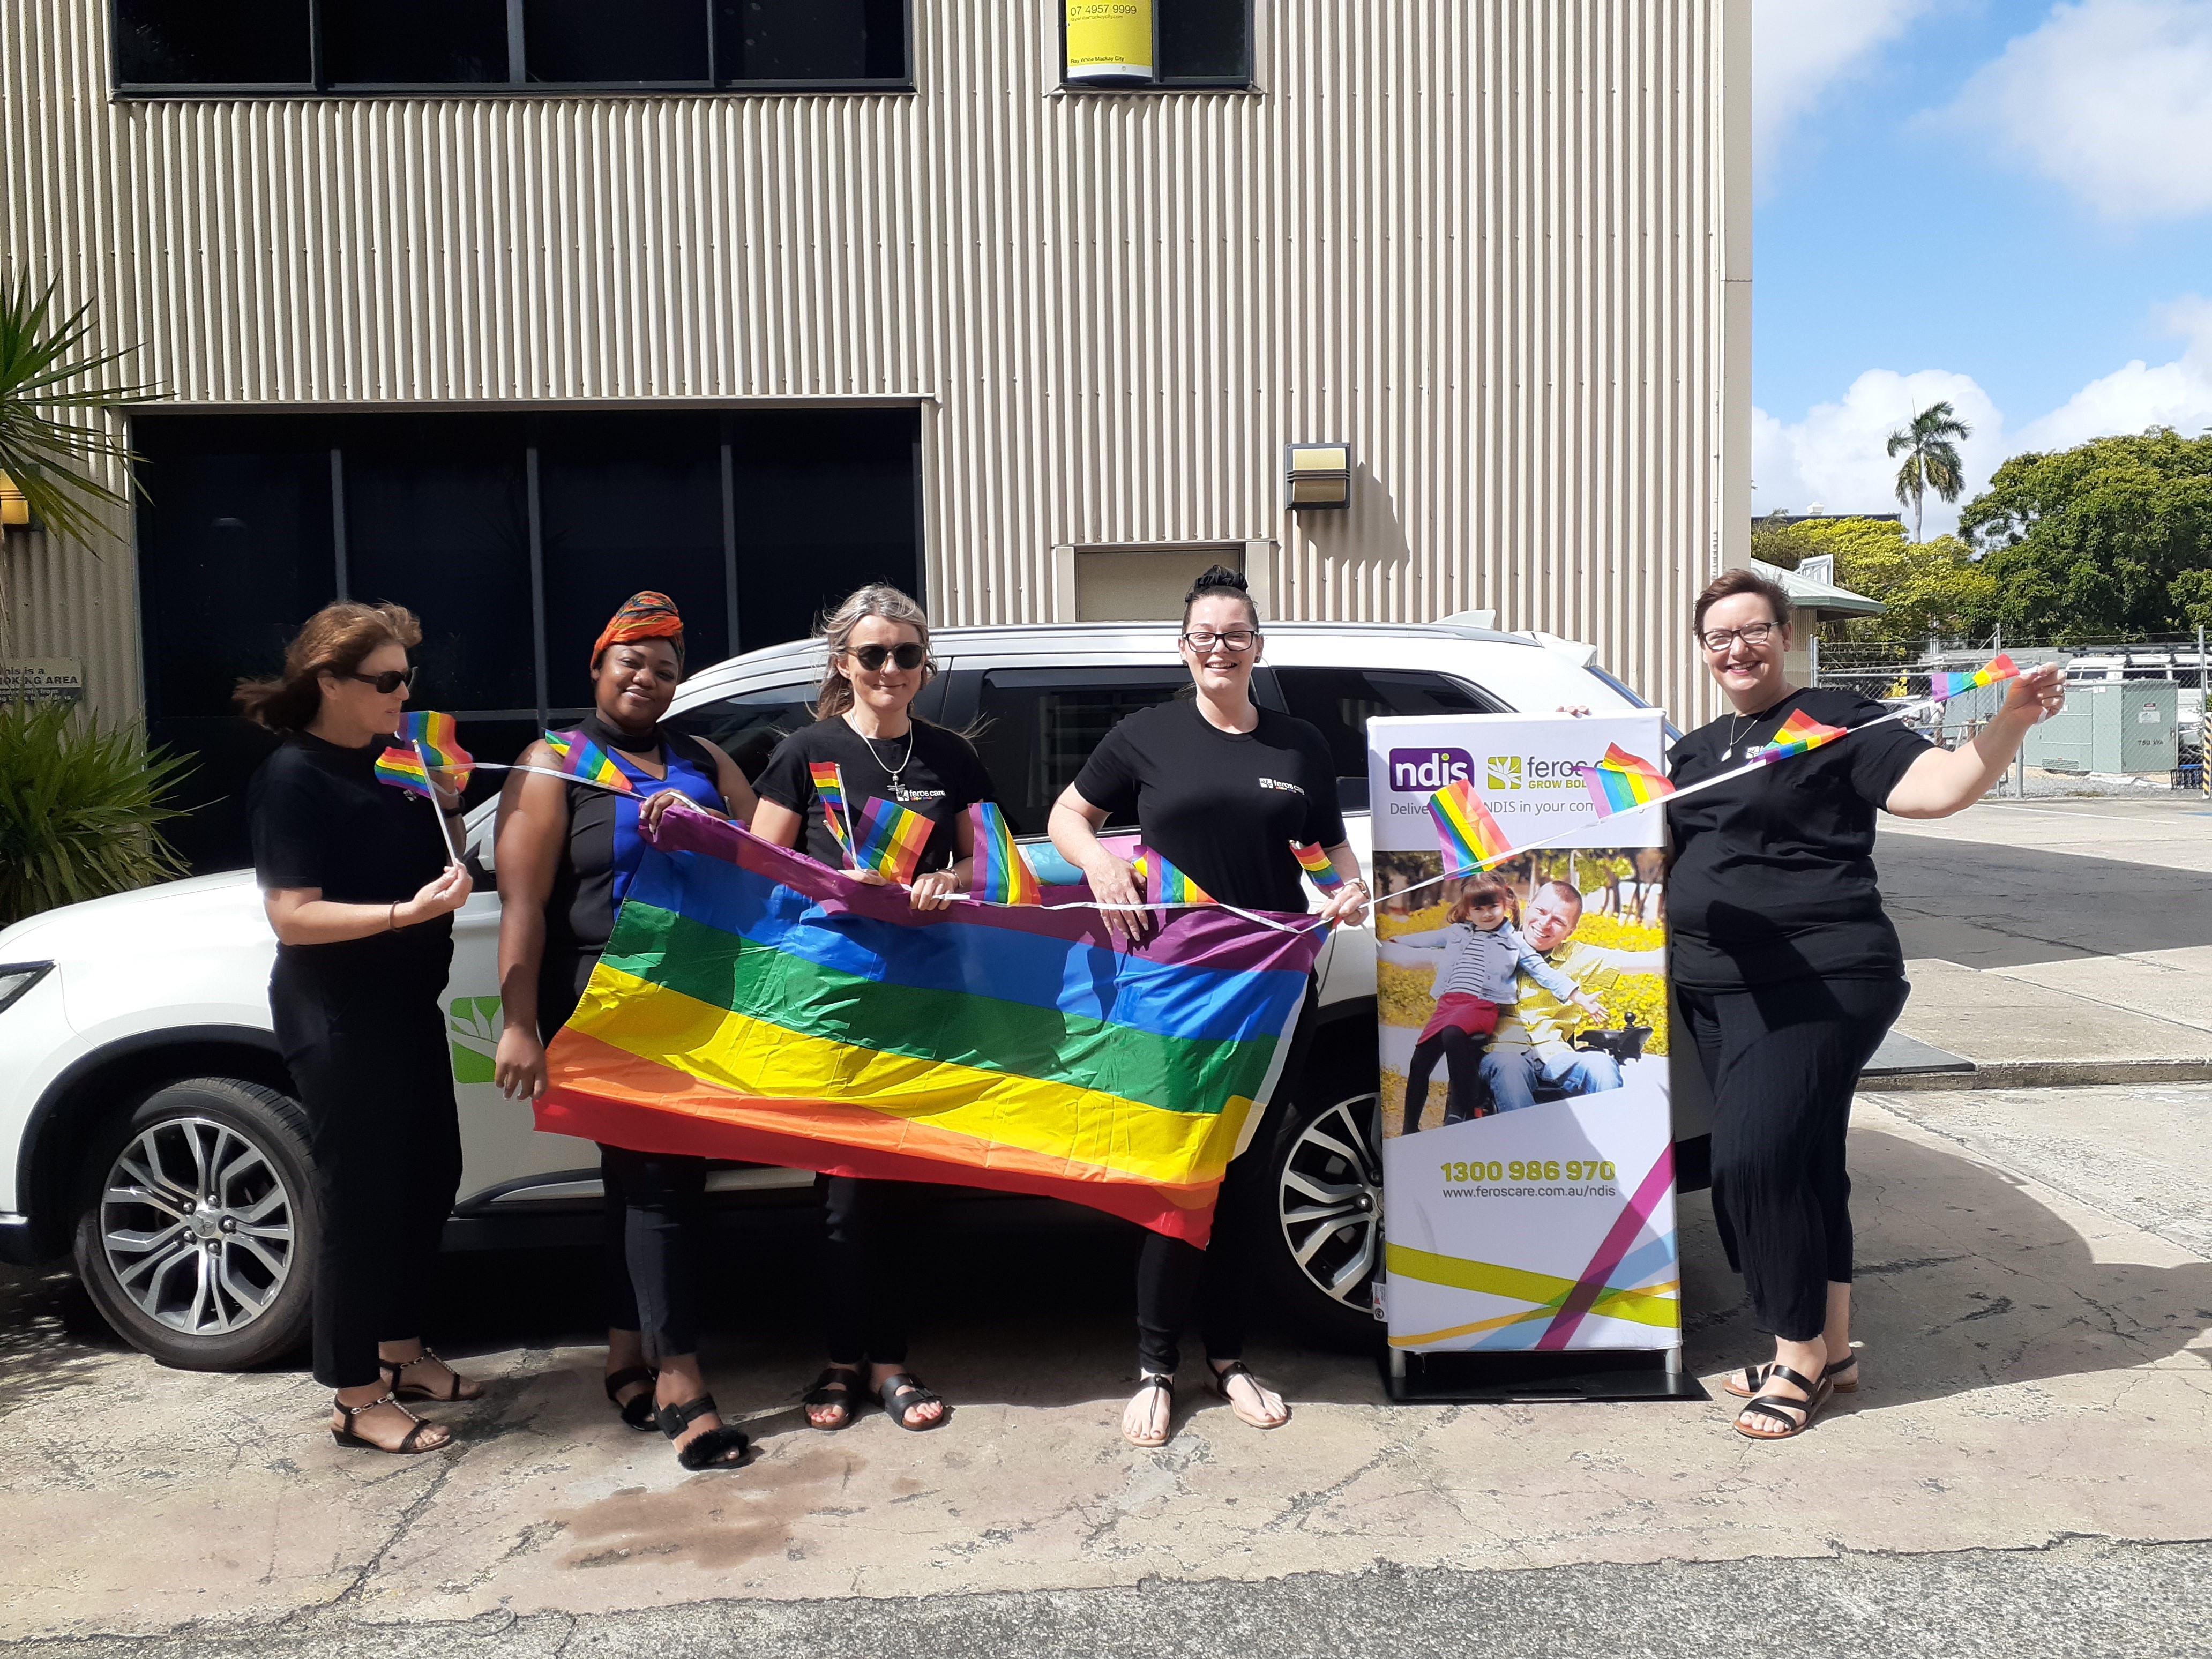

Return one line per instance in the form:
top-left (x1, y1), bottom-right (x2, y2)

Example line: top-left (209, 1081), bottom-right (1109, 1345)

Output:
top-left (447, 996), bottom-right (504, 1084)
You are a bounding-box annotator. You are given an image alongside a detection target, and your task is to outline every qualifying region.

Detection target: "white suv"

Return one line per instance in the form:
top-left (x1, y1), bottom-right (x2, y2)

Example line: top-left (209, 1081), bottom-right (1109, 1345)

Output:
top-left (0, 619), bottom-right (1677, 1368)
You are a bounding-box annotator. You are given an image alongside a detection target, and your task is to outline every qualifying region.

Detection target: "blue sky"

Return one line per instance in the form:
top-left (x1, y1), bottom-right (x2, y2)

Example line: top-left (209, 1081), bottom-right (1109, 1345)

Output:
top-left (1752, 0), bottom-right (2212, 531)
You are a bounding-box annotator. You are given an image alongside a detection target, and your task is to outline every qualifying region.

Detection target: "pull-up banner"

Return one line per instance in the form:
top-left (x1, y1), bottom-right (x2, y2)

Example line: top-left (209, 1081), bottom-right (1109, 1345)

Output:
top-left (1369, 712), bottom-right (1680, 1358)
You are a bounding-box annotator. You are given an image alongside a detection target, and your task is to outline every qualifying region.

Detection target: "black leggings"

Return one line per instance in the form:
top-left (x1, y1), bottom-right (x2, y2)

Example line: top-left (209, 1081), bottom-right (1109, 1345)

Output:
top-left (822, 1176), bottom-right (913, 1366)
top-left (1678, 976), bottom-right (1908, 1343)
top-left (272, 972), bottom-right (462, 1391)
top-left (597, 1145), bottom-right (709, 1361)
top-left (1401, 1027), bottom-right (1490, 1135)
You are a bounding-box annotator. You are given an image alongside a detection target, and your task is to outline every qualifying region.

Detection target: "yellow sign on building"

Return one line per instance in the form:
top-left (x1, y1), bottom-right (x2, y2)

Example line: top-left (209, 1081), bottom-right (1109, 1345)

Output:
top-left (1065, 1), bottom-right (1152, 81)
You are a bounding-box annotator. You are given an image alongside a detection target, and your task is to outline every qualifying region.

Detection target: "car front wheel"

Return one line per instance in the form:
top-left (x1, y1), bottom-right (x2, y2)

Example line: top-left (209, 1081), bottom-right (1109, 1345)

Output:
top-left (73, 1077), bottom-right (318, 1371)
top-left (1254, 1029), bottom-right (1386, 1350)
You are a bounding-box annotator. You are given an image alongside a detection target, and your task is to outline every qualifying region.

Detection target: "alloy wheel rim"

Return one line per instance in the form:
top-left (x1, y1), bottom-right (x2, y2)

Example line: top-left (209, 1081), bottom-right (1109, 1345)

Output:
top-left (1277, 1090), bottom-right (1384, 1313)
top-left (100, 1115), bottom-right (295, 1335)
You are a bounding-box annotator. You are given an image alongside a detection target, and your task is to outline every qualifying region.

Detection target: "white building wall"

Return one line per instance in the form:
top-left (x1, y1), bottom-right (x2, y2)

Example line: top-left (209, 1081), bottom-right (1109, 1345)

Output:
top-left (2, 0), bottom-right (1748, 726)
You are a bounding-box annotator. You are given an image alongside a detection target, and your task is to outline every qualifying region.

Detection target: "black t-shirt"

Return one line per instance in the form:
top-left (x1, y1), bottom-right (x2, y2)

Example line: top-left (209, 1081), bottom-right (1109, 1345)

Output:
top-left (1072, 699), bottom-right (1345, 914)
top-left (1665, 686), bottom-right (1934, 990)
top-left (248, 731), bottom-right (455, 995)
top-left (754, 716), bottom-right (996, 872)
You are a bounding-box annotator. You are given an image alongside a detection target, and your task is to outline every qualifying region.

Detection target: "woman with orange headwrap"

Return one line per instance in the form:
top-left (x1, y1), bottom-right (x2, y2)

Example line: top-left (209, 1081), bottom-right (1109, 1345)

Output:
top-left (492, 591), bottom-right (760, 1471)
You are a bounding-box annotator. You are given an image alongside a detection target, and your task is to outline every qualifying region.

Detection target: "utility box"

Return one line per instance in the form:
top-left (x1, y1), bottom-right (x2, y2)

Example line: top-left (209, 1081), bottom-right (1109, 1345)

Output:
top-left (2024, 681), bottom-right (2179, 773)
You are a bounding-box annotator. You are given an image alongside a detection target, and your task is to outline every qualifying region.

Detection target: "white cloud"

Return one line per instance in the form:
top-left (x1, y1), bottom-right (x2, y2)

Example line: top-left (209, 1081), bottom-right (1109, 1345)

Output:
top-left (1753, 0), bottom-right (1931, 180)
top-left (2013, 296), bottom-right (2212, 450)
top-left (1945, 0), bottom-right (2212, 221)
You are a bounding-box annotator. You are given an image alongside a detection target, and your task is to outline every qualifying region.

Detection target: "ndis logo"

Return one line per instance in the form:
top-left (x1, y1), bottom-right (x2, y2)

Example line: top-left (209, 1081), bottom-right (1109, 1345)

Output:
top-left (1387, 747), bottom-right (1473, 793)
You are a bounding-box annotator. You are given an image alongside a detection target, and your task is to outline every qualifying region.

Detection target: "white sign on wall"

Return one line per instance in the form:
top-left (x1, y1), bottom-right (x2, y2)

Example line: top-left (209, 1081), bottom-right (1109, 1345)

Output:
top-left (0, 658), bottom-right (84, 703)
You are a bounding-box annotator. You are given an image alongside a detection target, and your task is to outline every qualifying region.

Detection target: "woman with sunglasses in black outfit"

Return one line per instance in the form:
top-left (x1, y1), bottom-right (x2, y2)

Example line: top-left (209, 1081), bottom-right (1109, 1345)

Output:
top-left (240, 602), bottom-right (479, 1455)
top-left (751, 584), bottom-right (994, 1434)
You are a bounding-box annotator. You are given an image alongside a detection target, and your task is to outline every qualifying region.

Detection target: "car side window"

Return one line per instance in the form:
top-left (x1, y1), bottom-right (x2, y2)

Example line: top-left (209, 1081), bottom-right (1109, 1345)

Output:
top-left (668, 685), bottom-right (819, 781)
top-left (968, 668), bottom-right (1194, 835)
top-left (1273, 667), bottom-right (1501, 811)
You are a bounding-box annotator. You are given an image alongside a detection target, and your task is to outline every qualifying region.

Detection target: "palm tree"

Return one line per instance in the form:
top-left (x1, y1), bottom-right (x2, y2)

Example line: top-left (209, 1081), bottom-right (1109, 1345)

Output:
top-left (1887, 401), bottom-right (1971, 542)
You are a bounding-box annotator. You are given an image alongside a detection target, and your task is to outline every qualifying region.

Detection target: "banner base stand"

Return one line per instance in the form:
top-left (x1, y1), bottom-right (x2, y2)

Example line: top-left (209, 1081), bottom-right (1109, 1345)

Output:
top-left (1381, 1347), bottom-right (1710, 1404)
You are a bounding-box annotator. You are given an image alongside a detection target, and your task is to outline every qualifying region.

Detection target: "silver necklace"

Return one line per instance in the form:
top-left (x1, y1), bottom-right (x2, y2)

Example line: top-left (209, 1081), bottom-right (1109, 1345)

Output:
top-left (849, 715), bottom-right (915, 790)
top-left (1721, 708), bottom-right (1757, 761)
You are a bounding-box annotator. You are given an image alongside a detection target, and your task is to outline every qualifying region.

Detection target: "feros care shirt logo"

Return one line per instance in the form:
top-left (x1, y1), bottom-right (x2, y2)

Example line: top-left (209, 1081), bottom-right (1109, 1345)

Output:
top-left (1486, 754), bottom-right (1523, 791)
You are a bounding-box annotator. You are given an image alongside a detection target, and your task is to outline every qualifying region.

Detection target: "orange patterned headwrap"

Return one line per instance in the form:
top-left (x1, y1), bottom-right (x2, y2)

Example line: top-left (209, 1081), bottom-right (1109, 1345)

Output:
top-left (593, 591), bottom-right (685, 666)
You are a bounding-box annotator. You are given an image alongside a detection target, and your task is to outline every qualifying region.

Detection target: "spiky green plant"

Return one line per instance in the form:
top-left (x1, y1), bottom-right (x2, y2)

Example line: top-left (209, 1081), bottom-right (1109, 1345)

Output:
top-left (0, 267), bottom-right (160, 549)
top-left (1887, 401), bottom-right (1972, 543)
top-left (0, 700), bottom-right (195, 928)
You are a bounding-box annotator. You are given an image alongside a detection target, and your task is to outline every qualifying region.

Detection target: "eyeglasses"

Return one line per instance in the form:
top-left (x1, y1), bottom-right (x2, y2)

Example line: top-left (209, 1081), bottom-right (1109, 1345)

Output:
top-left (842, 642), bottom-right (929, 672)
top-left (1180, 630), bottom-right (1259, 653)
top-left (1695, 622), bottom-right (1777, 652)
top-left (343, 667), bottom-right (417, 694)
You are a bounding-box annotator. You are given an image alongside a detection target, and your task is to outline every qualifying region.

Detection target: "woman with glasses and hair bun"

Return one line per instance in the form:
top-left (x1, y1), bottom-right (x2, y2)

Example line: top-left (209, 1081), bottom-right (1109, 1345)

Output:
top-left (1671, 567), bottom-right (2064, 1441)
top-left (1048, 564), bottom-right (1370, 1448)
top-left (240, 601), bottom-right (478, 1455)
top-left (751, 583), bottom-right (995, 1435)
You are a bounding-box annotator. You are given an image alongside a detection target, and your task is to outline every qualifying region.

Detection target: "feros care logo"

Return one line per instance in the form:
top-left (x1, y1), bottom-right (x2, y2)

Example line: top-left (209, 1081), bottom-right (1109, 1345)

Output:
top-left (447, 996), bottom-right (504, 1085)
top-left (1387, 747), bottom-right (1474, 793)
top-left (1486, 755), bottom-right (1523, 791)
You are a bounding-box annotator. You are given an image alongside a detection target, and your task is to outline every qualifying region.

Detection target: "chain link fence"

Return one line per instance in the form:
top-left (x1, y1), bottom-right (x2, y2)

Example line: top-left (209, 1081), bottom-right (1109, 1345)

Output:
top-left (1810, 634), bottom-right (2208, 799)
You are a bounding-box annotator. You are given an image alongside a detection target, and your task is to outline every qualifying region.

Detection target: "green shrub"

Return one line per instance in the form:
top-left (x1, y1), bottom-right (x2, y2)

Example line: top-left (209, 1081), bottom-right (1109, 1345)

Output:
top-left (0, 700), bottom-right (193, 928)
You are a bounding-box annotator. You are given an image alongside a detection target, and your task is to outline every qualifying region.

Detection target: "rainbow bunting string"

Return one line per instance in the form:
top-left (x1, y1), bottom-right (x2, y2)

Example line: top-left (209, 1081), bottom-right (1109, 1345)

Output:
top-left (809, 761), bottom-right (851, 857)
top-left (968, 802), bottom-right (1042, 906)
top-left (1747, 708), bottom-right (1850, 764)
top-left (1291, 841), bottom-right (1345, 895)
top-left (373, 745), bottom-right (435, 798)
top-left (1930, 652), bottom-right (2020, 703)
top-left (1580, 744), bottom-right (1677, 819)
top-left (1427, 779), bottom-right (1513, 872)
top-left (539, 812), bottom-right (1325, 1243)
top-left (851, 796), bottom-right (934, 885)
top-left (401, 710), bottom-right (473, 788)
top-left (544, 730), bottom-right (634, 794)
top-left (1134, 848), bottom-right (1214, 906)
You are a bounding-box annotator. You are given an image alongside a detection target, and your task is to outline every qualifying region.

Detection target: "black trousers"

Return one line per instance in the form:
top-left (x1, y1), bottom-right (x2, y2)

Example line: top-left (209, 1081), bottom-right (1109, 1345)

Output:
top-left (1401, 1027), bottom-right (1490, 1135)
top-left (1678, 975), bottom-right (1908, 1343)
top-left (598, 1145), bottom-right (709, 1361)
top-left (272, 970), bottom-right (462, 1391)
top-left (821, 1175), bottom-right (914, 1366)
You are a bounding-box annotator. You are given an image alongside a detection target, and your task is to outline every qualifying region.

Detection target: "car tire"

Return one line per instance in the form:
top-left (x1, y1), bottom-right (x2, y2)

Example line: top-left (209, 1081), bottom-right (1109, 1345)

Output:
top-left (1251, 1026), bottom-right (1387, 1351)
top-left (72, 1077), bottom-right (318, 1372)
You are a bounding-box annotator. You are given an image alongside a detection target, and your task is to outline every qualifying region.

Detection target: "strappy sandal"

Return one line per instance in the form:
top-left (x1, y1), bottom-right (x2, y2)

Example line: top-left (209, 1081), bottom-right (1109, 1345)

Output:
top-left (1722, 1354), bottom-right (1860, 1399)
top-left (1733, 1364), bottom-right (1833, 1441)
top-left (876, 1371), bottom-right (946, 1432)
top-left (381, 1347), bottom-right (483, 1403)
top-left (604, 1365), bottom-right (659, 1432)
top-left (1122, 1372), bottom-right (1175, 1448)
top-left (802, 1365), bottom-right (864, 1431)
top-left (656, 1395), bottom-right (750, 1471)
top-left (1207, 1359), bottom-right (1289, 1429)
top-left (330, 1391), bottom-right (449, 1454)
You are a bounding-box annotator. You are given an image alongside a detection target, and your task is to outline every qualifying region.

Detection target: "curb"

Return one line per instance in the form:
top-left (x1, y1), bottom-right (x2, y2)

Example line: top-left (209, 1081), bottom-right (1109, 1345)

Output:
top-left (1865, 1058), bottom-right (2212, 1092)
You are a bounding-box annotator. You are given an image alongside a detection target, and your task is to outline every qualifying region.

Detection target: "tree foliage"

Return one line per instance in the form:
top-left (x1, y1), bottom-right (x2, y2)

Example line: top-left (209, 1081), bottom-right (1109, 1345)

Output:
top-left (0, 700), bottom-right (194, 927)
top-left (1784, 516), bottom-right (1998, 644)
top-left (0, 266), bottom-right (159, 549)
top-left (1959, 428), bottom-right (2212, 642)
top-left (1888, 401), bottom-right (1972, 543)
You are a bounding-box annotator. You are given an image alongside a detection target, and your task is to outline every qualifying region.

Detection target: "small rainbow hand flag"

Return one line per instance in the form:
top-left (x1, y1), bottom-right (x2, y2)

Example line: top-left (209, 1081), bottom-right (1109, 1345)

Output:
top-left (373, 745), bottom-right (435, 798)
top-left (1428, 779), bottom-right (1512, 872)
top-left (1930, 653), bottom-right (2020, 702)
top-left (1748, 708), bottom-right (1850, 763)
top-left (544, 730), bottom-right (634, 794)
top-left (851, 796), bottom-right (933, 885)
top-left (1291, 841), bottom-right (1345, 895)
top-left (809, 761), bottom-right (851, 858)
top-left (401, 711), bottom-right (473, 788)
top-left (969, 802), bottom-right (1043, 906)
top-left (1581, 744), bottom-right (1677, 819)
top-left (1133, 848), bottom-right (1214, 906)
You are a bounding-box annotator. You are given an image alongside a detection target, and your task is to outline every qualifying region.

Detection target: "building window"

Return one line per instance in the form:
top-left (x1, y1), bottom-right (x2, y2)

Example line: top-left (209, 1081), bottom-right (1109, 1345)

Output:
top-left (133, 407), bottom-right (922, 872)
top-left (1060, 0), bottom-right (1252, 91)
top-left (111, 0), bottom-right (911, 93)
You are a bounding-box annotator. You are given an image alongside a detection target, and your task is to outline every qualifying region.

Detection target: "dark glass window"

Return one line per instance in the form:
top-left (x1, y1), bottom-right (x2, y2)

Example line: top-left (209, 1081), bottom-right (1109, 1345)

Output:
top-left (967, 669), bottom-right (1192, 835)
top-left (322, 0), bottom-right (510, 83)
top-left (528, 0), bottom-right (709, 84)
top-left (1157, 0), bottom-right (1249, 83)
top-left (669, 685), bottom-right (820, 781)
top-left (715, 0), bottom-right (905, 81)
top-left (113, 0), bottom-right (311, 84)
top-left (1274, 667), bottom-right (1500, 810)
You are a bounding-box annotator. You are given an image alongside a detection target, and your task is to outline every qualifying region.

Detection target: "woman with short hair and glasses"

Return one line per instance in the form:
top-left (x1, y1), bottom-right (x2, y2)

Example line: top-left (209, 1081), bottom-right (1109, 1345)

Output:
top-left (750, 584), bottom-right (995, 1434)
top-left (1670, 566), bottom-right (2063, 1440)
top-left (1048, 564), bottom-right (1370, 1447)
top-left (240, 601), bottom-right (479, 1455)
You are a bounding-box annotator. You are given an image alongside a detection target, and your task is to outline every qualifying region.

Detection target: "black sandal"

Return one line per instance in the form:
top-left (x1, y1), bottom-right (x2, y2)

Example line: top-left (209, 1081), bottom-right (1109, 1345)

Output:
top-left (1723, 1354), bottom-right (1859, 1400)
top-left (331, 1391), bottom-right (448, 1454)
top-left (1733, 1364), bottom-right (1833, 1441)
top-left (604, 1365), bottom-right (659, 1432)
top-left (656, 1394), bottom-right (750, 1470)
top-left (1207, 1358), bottom-right (1289, 1429)
top-left (1123, 1372), bottom-right (1174, 1448)
top-left (876, 1371), bottom-right (946, 1432)
top-left (381, 1347), bottom-right (483, 1403)
top-left (802, 1365), bottom-right (863, 1431)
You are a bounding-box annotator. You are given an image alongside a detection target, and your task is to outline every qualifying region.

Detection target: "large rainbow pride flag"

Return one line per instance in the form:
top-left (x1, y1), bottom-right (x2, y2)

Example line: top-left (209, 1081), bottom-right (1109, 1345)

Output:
top-left (537, 811), bottom-right (1325, 1244)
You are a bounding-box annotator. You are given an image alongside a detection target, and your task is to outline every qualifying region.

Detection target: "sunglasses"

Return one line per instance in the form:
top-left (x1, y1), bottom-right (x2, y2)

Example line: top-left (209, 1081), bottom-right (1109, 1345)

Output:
top-left (342, 667), bottom-right (417, 694)
top-left (842, 642), bottom-right (929, 672)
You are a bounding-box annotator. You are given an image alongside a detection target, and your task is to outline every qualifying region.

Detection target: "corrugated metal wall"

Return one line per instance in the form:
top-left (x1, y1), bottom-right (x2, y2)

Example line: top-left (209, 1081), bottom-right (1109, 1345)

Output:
top-left (2, 0), bottom-right (1747, 727)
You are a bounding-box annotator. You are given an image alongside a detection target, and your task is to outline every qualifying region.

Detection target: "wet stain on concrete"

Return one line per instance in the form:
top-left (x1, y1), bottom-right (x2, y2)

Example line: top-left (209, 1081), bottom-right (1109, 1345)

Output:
top-left (552, 1447), bottom-right (861, 1570)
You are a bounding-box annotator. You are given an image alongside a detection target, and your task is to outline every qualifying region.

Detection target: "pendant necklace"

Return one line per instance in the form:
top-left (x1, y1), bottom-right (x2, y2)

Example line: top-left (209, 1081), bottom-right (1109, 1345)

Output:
top-left (1721, 708), bottom-right (1757, 761)
top-left (852, 716), bottom-right (916, 795)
